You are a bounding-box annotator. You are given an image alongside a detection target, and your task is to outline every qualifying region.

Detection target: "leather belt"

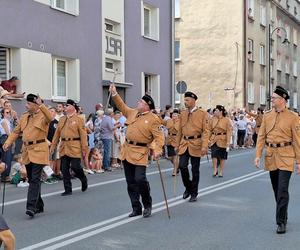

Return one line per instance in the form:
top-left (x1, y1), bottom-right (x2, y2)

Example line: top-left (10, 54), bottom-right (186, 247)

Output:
top-left (184, 135), bottom-right (201, 140)
top-left (126, 139), bottom-right (148, 147)
top-left (212, 132), bottom-right (226, 135)
top-left (62, 137), bottom-right (80, 141)
top-left (266, 142), bottom-right (292, 148)
top-left (24, 139), bottom-right (45, 146)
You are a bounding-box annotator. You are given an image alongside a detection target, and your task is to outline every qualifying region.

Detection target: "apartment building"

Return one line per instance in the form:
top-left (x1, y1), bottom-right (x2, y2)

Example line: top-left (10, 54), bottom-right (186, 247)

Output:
top-left (0, 0), bottom-right (173, 112)
top-left (175, 0), bottom-right (300, 110)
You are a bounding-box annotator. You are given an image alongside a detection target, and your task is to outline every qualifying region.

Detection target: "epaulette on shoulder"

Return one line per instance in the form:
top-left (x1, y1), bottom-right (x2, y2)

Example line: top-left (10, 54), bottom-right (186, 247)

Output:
top-left (288, 109), bottom-right (298, 117)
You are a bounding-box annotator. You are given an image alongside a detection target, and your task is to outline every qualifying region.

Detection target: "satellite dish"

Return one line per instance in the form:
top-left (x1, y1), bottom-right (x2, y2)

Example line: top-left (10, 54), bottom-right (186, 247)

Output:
top-left (176, 81), bottom-right (187, 94)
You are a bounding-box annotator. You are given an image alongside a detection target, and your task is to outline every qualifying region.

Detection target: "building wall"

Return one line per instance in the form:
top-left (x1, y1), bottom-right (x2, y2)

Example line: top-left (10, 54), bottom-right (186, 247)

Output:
top-left (175, 0), bottom-right (244, 110)
top-left (0, 0), bottom-right (173, 113)
top-left (125, 0), bottom-right (172, 108)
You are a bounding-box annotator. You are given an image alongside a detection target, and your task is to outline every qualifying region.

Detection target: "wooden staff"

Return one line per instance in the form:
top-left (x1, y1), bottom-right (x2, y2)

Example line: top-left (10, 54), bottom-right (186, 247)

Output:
top-left (105, 69), bottom-right (119, 112)
top-left (156, 160), bottom-right (171, 219)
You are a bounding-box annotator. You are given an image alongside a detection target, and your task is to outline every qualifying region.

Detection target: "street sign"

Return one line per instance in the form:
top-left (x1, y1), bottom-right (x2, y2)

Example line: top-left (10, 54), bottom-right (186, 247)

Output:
top-left (176, 81), bottom-right (187, 94)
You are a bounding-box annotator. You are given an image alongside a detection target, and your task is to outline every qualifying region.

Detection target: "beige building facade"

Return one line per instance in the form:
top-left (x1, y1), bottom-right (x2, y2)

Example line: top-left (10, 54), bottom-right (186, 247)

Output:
top-left (175, 0), bottom-right (300, 111)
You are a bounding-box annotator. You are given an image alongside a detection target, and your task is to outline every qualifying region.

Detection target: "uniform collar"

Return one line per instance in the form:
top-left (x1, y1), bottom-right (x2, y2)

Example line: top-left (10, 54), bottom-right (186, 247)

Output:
top-left (137, 111), bottom-right (150, 117)
top-left (189, 106), bottom-right (197, 113)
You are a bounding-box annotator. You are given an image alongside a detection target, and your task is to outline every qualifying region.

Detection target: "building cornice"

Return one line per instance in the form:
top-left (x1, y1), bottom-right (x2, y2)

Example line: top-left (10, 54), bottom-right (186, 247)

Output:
top-left (271, 0), bottom-right (300, 26)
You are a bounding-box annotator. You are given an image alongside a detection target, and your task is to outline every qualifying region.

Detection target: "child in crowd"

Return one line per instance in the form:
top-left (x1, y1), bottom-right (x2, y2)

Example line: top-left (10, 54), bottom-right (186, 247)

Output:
top-left (10, 154), bottom-right (29, 187)
top-left (88, 148), bottom-right (104, 173)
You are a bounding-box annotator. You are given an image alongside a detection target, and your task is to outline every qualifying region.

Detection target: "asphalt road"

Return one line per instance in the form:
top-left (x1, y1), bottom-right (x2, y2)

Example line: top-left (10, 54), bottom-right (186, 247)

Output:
top-left (2, 149), bottom-right (300, 250)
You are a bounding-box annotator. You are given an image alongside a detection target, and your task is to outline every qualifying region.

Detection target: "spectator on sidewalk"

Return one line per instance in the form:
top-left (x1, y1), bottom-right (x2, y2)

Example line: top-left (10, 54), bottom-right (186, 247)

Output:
top-left (101, 108), bottom-right (114, 171)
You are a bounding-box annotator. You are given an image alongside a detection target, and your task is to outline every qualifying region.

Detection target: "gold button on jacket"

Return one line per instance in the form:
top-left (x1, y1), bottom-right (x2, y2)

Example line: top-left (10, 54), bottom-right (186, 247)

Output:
top-left (5, 104), bottom-right (52, 165)
top-left (256, 108), bottom-right (300, 172)
top-left (51, 114), bottom-right (88, 159)
top-left (176, 108), bottom-right (209, 157)
top-left (112, 94), bottom-right (164, 166)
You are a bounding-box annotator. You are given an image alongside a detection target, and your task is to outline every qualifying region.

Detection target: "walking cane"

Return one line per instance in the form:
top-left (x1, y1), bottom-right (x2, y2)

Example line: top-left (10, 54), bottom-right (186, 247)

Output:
top-left (156, 159), bottom-right (171, 219)
top-left (1, 178), bottom-right (6, 215)
top-left (105, 69), bottom-right (119, 112)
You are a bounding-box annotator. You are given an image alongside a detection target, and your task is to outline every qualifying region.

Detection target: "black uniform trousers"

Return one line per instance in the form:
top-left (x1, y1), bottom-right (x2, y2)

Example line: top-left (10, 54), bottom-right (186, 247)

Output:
top-left (269, 169), bottom-right (292, 225)
top-left (179, 149), bottom-right (201, 196)
top-left (25, 163), bottom-right (44, 212)
top-left (123, 160), bottom-right (152, 212)
top-left (61, 155), bottom-right (87, 193)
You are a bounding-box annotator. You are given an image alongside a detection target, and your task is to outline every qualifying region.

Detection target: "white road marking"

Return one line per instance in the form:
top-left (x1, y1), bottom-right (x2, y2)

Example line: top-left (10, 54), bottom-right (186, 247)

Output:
top-left (20, 169), bottom-right (266, 250)
top-left (0, 151), bottom-right (254, 207)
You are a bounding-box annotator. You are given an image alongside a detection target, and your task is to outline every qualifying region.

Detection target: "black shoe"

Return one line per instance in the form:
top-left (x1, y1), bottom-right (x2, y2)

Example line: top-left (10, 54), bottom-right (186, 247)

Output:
top-left (183, 190), bottom-right (190, 199)
top-left (26, 210), bottom-right (35, 218)
top-left (81, 177), bottom-right (88, 192)
top-left (36, 207), bottom-right (44, 214)
top-left (276, 224), bottom-right (286, 234)
top-left (61, 191), bottom-right (72, 196)
top-left (128, 210), bottom-right (142, 217)
top-left (143, 207), bottom-right (152, 218)
top-left (189, 195), bottom-right (198, 202)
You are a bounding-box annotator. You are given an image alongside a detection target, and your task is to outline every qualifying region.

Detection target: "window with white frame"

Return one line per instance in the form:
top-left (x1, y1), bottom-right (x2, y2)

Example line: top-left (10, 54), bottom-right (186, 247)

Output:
top-left (277, 51), bottom-right (282, 71)
top-left (277, 19), bottom-right (282, 36)
top-left (248, 39), bottom-right (254, 61)
top-left (293, 60), bottom-right (298, 76)
top-left (52, 57), bottom-right (80, 101)
top-left (270, 5), bottom-right (274, 21)
top-left (293, 28), bottom-right (297, 45)
top-left (285, 24), bottom-right (291, 41)
top-left (104, 19), bottom-right (121, 34)
top-left (105, 58), bottom-right (121, 73)
top-left (293, 92), bottom-right (298, 109)
top-left (175, 0), bottom-right (180, 18)
top-left (260, 85), bottom-right (266, 104)
top-left (247, 0), bottom-right (254, 18)
top-left (141, 2), bottom-right (159, 41)
top-left (0, 47), bottom-right (9, 81)
top-left (175, 40), bottom-right (180, 61)
top-left (53, 59), bottom-right (67, 98)
top-left (260, 45), bottom-right (265, 65)
top-left (141, 72), bottom-right (160, 108)
top-left (260, 4), bottom-right (266, 26)
top-left (285, 57), bottom-right (290, 74)
top-left (248, 82), bottom-right (254, 103)
top-left (51, 0), bottom-right (79, 16)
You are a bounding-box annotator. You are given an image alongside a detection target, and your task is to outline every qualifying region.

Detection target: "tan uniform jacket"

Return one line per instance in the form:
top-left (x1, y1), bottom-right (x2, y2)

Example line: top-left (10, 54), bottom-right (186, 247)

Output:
top-left (208, 116), bottom-right (232, 148)
top-left (247, 112), bottom-right (263, 134)
top-left (112, 94), bottom-right (164, 166)
top-left (176, 108), bottom-right (209, 157)
top-left (5, 104), bottom-right (52, 165)
top-left (256, 108), bottom-right (300, 172)
top-left (50, 114), bottom-right (88, 159)
top-left (165, 119), bottom-right (180, 147)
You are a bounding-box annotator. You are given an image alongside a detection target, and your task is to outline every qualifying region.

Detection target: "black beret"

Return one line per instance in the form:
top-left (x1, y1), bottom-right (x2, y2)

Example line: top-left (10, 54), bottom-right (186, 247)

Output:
top-left (274, 86), bottom-right (289, 100)
top-left (142, 94), bottom-right (155, 110)
top-left (184, 91), bottom-right (198, 100)
top-left (26, 94), bottom-right (38, 103)
top-left (216, 105), bottom-right (225, 111)
top-left (66, 99), bottom-right (79, 111)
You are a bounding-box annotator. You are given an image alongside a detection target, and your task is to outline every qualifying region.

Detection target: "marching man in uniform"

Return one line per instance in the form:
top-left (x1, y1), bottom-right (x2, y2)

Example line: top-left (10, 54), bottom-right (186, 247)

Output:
top-left (3, 94), bottom-right (52, 218)
top-left (50, 99), bottom-right (88, 196)
top-left (255, 86), bottom-right (300, 234)
top-left (176, 91), bottom-right (209, 202)
top-left (109, 83), bottom-right (164, 218)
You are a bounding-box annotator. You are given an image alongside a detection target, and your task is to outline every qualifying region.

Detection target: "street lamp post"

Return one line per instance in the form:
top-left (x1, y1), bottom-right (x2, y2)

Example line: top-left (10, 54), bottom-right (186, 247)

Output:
top-left (268, 24), bottom-right (289, 109)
